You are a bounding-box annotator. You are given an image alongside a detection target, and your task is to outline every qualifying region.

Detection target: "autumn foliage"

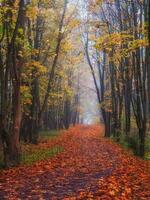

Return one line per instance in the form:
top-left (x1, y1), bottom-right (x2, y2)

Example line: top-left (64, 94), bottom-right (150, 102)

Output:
top-left (0, 0), bottom-right (150, 198)
top-left (0, 125), bottom-right (149, 199)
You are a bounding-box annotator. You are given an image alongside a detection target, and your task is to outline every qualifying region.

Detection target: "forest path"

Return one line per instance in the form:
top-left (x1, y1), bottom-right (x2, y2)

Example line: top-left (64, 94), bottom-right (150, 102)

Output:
top-left (0, 125), bottom-right (150, 200)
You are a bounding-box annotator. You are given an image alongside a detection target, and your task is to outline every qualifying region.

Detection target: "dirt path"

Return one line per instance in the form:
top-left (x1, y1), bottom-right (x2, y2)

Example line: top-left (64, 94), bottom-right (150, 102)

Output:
top-left (0, 125), bottom-right (150, 199)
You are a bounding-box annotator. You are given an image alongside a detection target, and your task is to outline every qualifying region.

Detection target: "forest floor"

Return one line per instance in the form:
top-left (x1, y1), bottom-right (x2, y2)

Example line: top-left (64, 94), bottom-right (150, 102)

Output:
top-left (0, 125), bottom-right (150, 200)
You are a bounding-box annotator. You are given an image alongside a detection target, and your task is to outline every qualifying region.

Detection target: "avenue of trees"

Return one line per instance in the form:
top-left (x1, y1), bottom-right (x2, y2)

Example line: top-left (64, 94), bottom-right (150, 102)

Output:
top-left (0, 0), bottom-right (150, 168)
top-left (84, 0), bottom-right (150, 157)
top-left (0, 0), bottom-right (81, 167)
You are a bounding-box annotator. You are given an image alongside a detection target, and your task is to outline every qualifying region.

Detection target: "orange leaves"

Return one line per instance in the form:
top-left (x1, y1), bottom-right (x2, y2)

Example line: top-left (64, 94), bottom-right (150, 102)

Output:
top-left (0, 125), bottom-right (150, 199)
top-left (109, 190), bottom-right (116, 196)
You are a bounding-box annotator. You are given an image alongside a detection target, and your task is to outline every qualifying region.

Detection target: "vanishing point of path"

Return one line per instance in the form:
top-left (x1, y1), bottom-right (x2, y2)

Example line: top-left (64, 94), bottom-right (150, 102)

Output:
top-left (0, 125), bottom-right (150, 200)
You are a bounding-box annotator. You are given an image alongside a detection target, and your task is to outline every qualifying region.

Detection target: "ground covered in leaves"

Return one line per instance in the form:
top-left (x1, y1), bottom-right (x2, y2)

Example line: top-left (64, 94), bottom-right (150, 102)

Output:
top-left (0, 125), bottom-right (150, 200)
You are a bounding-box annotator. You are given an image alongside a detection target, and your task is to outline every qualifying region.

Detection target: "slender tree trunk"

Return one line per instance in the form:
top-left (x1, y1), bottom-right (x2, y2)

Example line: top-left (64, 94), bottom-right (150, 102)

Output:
top-left (139, 128), bottom-right (146, 157)
top-left (5, 81), bottom-right (21, 167)
top-left (2, 0), bottom-right (25, 167)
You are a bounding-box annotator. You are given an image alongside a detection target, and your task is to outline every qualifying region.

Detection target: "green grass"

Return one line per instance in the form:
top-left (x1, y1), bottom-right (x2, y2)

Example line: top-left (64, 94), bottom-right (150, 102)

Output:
top-left (21, 146), bottom-right (63, 165)
top-left (21, 130), bottom-right (63, 165)
top-left (145, 132), bottom-right (150, 160)
top-left (145, 153), bottom-right (150, 160)
top-left (111, 130), bottom-right (150, 160)
top-left (0, 129), bottom-right (63, 168)
top-left (39, 130), bottom-right (60, 140)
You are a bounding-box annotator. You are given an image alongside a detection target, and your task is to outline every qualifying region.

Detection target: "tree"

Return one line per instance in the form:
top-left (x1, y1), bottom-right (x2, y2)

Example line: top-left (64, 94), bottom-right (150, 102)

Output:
top-left (84, 0), bottom-right (149, 156)
top-left (0, 0), bottom-right (25, 167)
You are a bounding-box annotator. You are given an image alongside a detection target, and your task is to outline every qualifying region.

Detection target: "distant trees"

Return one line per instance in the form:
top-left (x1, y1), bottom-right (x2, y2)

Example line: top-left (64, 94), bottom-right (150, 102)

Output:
top-left (84, 0), bottom-right (150, 157)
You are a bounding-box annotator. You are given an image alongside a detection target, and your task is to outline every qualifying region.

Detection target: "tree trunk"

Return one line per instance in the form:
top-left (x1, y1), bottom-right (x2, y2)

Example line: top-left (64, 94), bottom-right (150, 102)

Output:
top-left (4, 81), bottom-right (21, 167)
top-left (139, 129), bottom-right (146, 157)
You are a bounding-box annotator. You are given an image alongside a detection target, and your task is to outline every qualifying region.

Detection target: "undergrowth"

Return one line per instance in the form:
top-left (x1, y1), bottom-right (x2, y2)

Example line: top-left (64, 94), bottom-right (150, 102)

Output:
top-left (0, 130), bottom-right (63, 169)
top-left (111, 131), bottom-right (150, 160)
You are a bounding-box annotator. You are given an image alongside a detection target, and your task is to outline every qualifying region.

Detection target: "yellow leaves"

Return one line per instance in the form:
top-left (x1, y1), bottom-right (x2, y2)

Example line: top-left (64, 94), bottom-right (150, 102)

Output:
top-left (18, 50), bottom-right (24, 58)
top-left (49, 92), bottom-right (63, 100)
top-left (25, 61), bottom-right (47, 77)
top-left (20, 85), bottom-right (30, 94)
top-left (26, 5), bottom-right (38, 20)
top-left (31, 49), bottom-right (39, 57)
top-left (32, 61), bottom-right (47, 74)
top-left (66, 53), bottom-right (83, 66)
top-left (61, 40), bottom-right (73, 53)
top-left (25, 0), bottom-right (50, 20)
top-left (56, 70), bottom-right (65, 78)
top-left (68, 19), bottom-right (80, 30)
top-left (96, 0), bottom-right (103, 5)
top-left (65, 87), bottom-right (73, 99)
top-left (95, 32), bottom-right (134, 52)
top-left (128, 38), bottom-right (149, 52)
top-left (20, 86), bottom-right (32, 106)
top-left (95, 30), bottom-right (148, 66)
